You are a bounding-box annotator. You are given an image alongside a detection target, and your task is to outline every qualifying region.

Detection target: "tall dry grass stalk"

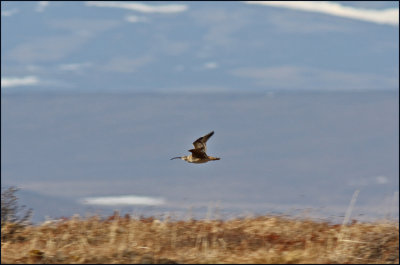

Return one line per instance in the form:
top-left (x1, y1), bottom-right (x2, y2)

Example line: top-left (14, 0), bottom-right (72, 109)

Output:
top-left (333, 189), bottom-right (360, 263)
top-left (1, 212), bottom-right (398, 264)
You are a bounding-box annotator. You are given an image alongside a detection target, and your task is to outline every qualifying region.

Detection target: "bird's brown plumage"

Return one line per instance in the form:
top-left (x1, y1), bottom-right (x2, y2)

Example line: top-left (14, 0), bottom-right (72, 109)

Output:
top-left (171, 131), bottom-right (220, 163)
top-left (190, 131), bottom-right (214, 158)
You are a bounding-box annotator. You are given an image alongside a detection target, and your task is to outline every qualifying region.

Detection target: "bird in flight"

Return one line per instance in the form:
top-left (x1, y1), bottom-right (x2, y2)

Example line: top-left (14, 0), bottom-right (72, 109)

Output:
top-left (171, 131), bottom-right (220, 164)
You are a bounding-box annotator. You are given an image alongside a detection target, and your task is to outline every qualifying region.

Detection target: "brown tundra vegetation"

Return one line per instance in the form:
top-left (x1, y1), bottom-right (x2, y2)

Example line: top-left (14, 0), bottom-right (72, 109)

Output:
top-left (1, 212), bottom-right (398, 264)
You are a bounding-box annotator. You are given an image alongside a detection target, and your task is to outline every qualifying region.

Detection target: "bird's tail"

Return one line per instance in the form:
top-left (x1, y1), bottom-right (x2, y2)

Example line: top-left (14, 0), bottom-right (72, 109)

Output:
top-left (209, 156), bottom-right (220, 161)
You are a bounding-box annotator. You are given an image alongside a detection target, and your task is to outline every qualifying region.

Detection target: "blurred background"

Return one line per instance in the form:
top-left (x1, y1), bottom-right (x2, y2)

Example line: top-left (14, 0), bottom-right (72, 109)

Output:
top-left (1, 1), bottom-right (399, 223)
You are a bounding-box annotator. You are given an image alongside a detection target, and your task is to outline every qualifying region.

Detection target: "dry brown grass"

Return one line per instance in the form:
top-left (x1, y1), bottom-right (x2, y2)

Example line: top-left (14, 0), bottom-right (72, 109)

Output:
top-left (1, 213), bottom-right (398, 264)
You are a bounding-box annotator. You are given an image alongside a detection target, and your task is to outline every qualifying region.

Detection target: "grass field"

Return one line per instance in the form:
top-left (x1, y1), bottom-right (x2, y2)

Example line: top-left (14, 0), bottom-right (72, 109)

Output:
top-left (1, 212), bottom-right (398, 264)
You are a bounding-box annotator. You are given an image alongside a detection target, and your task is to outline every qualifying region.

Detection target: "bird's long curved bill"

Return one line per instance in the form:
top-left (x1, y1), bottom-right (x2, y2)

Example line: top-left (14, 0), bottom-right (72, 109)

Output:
top-left (170, 156), bottom-right (181, 160)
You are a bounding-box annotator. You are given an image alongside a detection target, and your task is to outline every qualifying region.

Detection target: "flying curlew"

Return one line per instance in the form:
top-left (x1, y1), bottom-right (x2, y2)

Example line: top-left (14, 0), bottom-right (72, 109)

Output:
top-left (171, 131), bottom-right (220, 163)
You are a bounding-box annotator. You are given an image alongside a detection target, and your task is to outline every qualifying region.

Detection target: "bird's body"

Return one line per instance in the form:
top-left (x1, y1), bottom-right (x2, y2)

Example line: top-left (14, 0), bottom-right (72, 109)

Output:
top-left (171, 131), bottom-right (220, 164)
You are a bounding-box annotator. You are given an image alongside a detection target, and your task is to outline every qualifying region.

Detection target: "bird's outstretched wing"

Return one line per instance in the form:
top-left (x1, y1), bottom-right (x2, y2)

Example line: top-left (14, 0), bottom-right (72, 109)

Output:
top-left (189, 148), bottom-right (208, 159)
top-left (192, 131), bottom-right (214, 151)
